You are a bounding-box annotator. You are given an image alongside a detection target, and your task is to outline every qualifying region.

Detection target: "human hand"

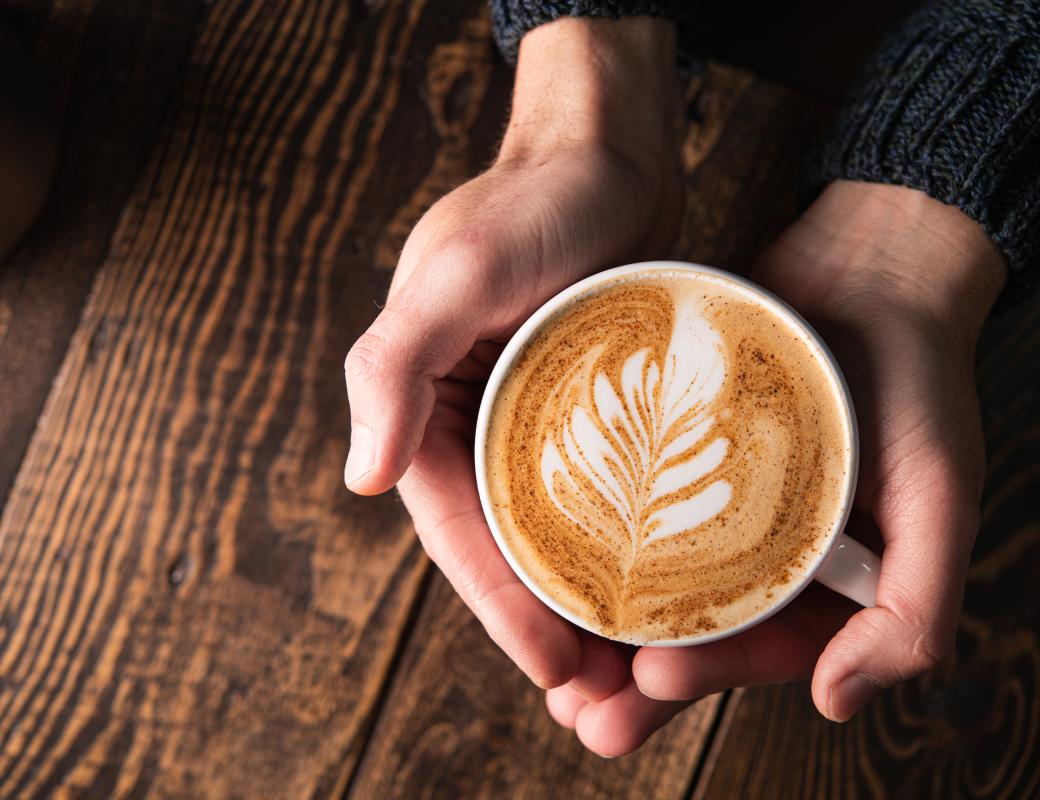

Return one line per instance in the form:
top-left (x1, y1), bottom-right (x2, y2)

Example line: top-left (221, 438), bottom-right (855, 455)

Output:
top-left (546, 180), bottom-right (1008, 756)
top-left (344, 17), bottom-right (680, 688)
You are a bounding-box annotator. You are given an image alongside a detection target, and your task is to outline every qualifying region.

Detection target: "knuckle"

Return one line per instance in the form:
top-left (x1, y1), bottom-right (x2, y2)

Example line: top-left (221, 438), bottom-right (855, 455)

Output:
top-left (456, 555), bottom-right (507, 620)
top-left (883, 589), bottom-right (955, 677)
top-left (908, 628), bottom-right (954, 674)
top-left (637, 665), bottom-right (693, 701)
top-left (444, 546), bottom-right (519, 638)
top-left (886, 583), bottom-right (957, 673)
top-left (413, 510), bottom-right (493, 602)
top-left (344, 330), bottom-right (392, 382)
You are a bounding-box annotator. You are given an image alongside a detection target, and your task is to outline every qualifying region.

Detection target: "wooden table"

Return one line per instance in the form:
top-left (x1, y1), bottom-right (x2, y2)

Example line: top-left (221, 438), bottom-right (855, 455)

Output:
top-left (1, 1), bottom-right (1037, 797)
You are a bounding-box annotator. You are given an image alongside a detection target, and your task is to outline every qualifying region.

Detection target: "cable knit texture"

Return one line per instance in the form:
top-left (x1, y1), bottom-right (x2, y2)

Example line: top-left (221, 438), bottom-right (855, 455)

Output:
top-left (489, 0), bottom-right (695, 64)
top-left (489, 0), bottom-right (1039, 295)
top-left (808, 0), bottom-right (1040, 294)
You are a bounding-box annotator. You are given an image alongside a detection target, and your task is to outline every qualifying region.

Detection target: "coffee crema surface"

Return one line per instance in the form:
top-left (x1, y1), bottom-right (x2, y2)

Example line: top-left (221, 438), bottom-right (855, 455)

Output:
top-left (484, 270), bottom-right (852, 643)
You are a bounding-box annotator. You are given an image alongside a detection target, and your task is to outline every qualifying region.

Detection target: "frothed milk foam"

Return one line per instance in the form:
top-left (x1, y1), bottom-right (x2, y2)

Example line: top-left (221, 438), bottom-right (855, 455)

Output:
top-left (483, 269), bottom-right (852, 644)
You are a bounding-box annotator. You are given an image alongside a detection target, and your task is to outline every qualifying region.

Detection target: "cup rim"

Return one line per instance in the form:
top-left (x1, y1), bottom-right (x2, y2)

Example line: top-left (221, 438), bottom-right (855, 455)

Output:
top-left (474, 261), bottom-right (859, 647)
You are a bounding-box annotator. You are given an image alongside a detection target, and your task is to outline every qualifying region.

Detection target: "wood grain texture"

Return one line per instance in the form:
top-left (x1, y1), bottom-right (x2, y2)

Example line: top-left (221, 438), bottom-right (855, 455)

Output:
top-left (347, 64), bottom-right (835, 800)
top-left (346, 574), bottom-right (723, 800)
top-left (0, 0), bottom-right (512, 795)
top-left (673, 63), bottom-right (833, 273)
top-left (0, 0), bottom-right (205, 507)
top-left (4, 0), bottom-right (1033, 795)
top-left (695, 296), bottom-right (1040, 797)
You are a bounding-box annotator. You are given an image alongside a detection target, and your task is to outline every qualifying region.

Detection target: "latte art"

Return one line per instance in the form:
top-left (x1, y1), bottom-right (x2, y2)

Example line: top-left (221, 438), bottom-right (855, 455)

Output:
top-left (484, 270), bottom-right (851, 643)
top-left (540, 297), bottom-right (733, 562)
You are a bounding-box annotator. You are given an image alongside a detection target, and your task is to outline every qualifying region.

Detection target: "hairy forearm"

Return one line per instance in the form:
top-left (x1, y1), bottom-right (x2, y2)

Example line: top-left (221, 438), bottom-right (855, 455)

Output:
top-left (758, 182), bottom-right (1008, 350)
top-left (809, 1), bottom-right (1040, 292)
top-left (499, 16), bottom-right (677, 165)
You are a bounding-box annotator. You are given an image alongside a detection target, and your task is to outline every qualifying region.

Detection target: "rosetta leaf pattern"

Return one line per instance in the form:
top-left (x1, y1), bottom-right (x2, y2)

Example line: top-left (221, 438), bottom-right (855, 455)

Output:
top-left (540, 298), bottom-right (732, 566)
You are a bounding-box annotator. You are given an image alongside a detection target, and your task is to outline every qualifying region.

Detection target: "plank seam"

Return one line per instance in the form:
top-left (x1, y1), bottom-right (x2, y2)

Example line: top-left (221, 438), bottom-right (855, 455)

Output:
top-left (338, 555), bottom-right (435, 800)
top-left (683, 689), bottom-right (734, 800)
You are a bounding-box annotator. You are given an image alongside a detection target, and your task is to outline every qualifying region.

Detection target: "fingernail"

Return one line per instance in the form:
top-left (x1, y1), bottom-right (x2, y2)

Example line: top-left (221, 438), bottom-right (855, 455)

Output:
top-left (344, 424), bottom-right (374, 487)
top-left (830, 672), bottom-right (882, 722)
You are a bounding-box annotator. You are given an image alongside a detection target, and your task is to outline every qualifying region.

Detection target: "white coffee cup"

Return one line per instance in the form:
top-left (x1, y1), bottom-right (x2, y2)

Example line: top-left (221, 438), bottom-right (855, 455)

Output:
top-left (475, 262), bottom-right (880, 647)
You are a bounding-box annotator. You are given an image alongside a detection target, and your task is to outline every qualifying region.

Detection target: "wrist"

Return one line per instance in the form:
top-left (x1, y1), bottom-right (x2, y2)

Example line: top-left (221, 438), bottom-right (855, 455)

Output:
top-left (759, 181), bottom-right (1007, 343)
top-left (499, 16), bottom-right (677, 170)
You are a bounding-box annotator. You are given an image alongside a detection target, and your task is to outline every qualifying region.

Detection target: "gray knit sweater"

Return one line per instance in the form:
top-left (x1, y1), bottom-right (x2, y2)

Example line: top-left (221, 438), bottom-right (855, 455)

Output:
top-left (490, 0), bottom-right (1040, 295)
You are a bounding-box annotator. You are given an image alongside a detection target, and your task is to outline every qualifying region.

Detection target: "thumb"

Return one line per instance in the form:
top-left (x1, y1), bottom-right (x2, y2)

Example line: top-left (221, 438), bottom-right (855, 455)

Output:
top-left (811, 483), bottom-right (976, 721)
top-left (343, 274), bottom-right (483, 495)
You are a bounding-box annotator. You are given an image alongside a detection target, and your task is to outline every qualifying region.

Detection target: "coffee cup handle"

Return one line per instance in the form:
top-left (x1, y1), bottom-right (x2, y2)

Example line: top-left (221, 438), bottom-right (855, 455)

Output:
top-left (814, 533), bottom-right (881, 607)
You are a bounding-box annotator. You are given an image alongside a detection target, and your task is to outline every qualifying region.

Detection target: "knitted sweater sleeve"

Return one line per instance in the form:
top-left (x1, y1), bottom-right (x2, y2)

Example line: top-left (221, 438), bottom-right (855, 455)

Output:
top-left (809, 0), bottom-right (1040, 294)
top-left (489, 0), bottom-right (693, 64)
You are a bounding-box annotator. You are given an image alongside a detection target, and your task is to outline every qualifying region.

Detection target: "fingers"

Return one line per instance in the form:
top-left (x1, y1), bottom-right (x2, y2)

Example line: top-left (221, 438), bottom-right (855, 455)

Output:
top-left (343, 276), bottom-right (483, 494)
top-left (343, 225), bottom-right (514, 495)
top-left (633, 585), bottom-right (854, 701)
top-left (574, 680), bottom-right (690, 758)
top-left (812, 471), bottom-right (976, 721)
top-left (545, 630), bottom-right (633, 729)
top-left (545, 685), bottom-right (587, 729)
top-left (399, 425), bottom-right (581, 689)
top-left (552, 587), bottom-right (849, 758)
top-left (568, 632), bottom-right (632, 702)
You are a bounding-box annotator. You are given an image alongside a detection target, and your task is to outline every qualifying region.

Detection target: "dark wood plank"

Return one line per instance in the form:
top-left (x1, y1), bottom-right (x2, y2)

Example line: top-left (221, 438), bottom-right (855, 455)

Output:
top-left (674, 63), bottom-right (833, 272)
top-left (0, 0), bottom-right (205, 508)
top-left (0, 0), bottom-right (510, 795)
top-left (347, 574), bottom-right (723, 800)
top-left (347, 64), bottom-right (835, 799)
top-left (694, 244), bottom-right (1040, 796)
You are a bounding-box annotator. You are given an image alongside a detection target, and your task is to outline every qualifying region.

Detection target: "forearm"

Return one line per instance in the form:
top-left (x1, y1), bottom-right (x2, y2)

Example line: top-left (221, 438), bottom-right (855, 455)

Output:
top-left (758, 181), bottom-right (1008, 356)
top-left (499, 16), bottom-right (677, 166)
top-left (489, 0), bottom-right (691, 64)
top-left (810, 0), bottom-right (1040, 298)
